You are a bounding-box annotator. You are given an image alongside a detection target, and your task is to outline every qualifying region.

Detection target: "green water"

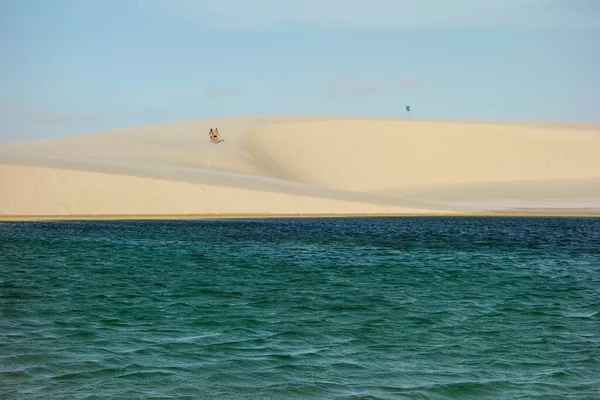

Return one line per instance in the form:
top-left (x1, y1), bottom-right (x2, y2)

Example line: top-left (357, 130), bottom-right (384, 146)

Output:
top-left (1, 217), bottom-right (599, 399)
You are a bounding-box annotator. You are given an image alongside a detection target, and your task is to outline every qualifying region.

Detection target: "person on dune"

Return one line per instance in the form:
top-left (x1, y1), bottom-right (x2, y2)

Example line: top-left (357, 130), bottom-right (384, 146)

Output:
top-left (208, 128), bottom-right (223, 144)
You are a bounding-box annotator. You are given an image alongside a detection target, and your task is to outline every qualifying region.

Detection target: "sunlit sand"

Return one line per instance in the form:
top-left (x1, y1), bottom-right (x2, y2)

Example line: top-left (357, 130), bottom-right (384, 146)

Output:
top-left (1, 115), bottom-right (599, 219)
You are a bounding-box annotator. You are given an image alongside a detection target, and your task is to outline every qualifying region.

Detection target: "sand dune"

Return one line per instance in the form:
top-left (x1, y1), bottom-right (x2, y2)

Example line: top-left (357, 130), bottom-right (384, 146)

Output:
top-left (1, 115), bottom-right (599, 218)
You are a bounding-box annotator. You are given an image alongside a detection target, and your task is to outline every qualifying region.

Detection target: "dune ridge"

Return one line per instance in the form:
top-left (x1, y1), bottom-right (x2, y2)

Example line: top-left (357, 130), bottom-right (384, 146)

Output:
top-left (1, 115), bottom-right (599, 219)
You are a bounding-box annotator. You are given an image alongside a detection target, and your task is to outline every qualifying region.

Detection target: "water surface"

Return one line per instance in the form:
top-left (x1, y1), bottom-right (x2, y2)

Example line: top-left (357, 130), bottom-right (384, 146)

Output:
top-left (1, 217), bottom-right (599, 399)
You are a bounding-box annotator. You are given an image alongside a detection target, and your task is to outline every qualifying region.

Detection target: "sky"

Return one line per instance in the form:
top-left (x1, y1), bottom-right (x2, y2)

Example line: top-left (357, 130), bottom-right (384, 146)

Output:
top-left (1, 0), bottom-right (599, 141)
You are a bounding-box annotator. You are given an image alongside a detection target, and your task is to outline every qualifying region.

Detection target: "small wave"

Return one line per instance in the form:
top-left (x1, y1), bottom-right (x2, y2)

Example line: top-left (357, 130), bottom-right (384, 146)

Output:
top-left (0, 370), bottom-right (30, 380)
top-left (564, 310), bottom-right (598, 319)
top-left (174, 333), bottom-right (221, 341)
top-left (414, 379), bottom-right (515, 397)
top-left (51, 367), bottom-right (124, 380)
top-left (290, 348), bottom-right (324, 356)
top-left (116, 370), bottom-right (177, 379)
top-left (328, 362), bottom-right (368, 371)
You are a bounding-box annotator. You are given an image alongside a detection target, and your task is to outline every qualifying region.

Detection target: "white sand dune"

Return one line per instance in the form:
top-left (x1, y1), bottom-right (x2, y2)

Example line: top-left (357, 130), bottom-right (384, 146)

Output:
top-left (1, 115), bottom-right (599, 218)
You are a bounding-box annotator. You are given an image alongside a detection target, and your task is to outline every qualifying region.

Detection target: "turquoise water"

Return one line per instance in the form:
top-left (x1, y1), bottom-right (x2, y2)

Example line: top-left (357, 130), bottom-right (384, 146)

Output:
top-left (1, 217), bottom-right (599, 399)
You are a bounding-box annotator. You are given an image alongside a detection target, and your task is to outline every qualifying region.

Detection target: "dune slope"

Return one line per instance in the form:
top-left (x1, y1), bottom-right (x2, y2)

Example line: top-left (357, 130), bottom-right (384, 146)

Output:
top-left (1, 115), bottom-right (599, 218)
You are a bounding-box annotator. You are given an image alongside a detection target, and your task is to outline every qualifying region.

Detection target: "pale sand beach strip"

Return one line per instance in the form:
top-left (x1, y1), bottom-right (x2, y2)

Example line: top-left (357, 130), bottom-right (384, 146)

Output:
top-left (1, 115), bottom-right (599, 219)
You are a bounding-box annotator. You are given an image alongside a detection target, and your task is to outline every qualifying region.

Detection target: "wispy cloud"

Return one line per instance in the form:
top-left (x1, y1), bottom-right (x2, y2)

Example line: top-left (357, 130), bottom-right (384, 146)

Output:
top-left (142, 0), bottom-right (600, 30)
top-left (327, 76), bottom-right (423, 101)
top-left (397, 78), bottom-right (425, 90)
top-left (328, 81), bottom-right (385, 100)
top-left (0, 103), bottom-right (105, 127)
top-left (203, 84), bottom-right (243, 97)
top-left (0, 103), bottom-right (108, 142)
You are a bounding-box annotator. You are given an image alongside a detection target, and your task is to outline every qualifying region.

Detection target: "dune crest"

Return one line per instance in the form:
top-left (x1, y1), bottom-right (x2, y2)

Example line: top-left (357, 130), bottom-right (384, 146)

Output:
top-left (1, 115), bottom-right (599, 218)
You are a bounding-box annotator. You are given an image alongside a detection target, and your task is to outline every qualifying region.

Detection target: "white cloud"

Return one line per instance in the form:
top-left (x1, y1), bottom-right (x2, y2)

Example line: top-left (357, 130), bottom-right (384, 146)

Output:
top-left (140, 0), bottom-right (600, 30)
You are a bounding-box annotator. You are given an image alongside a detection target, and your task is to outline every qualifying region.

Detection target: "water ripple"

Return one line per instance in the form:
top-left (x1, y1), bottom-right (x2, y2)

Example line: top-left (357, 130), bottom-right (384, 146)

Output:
top-left (1, 217), bottom-right (599, 399)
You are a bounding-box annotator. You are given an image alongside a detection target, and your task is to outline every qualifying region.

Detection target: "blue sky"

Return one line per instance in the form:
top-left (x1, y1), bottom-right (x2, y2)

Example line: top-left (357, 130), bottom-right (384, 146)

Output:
top-left (1, 0), bottom-right (599, 141)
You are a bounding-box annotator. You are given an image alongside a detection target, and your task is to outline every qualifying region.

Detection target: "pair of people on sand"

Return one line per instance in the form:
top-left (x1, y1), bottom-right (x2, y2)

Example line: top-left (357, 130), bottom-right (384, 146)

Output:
top-left (208, 128), bottom-right (221, 143)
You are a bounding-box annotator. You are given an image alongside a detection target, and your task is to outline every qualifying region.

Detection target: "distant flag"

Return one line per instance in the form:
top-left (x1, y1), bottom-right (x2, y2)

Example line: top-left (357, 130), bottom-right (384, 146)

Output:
top-left (406, 105), bottom-right (411, 117)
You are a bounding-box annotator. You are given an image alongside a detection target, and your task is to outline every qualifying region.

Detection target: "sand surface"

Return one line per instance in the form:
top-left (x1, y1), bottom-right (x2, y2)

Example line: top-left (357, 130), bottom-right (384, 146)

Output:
top-left (1, 115), bottom-right (599, 219)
